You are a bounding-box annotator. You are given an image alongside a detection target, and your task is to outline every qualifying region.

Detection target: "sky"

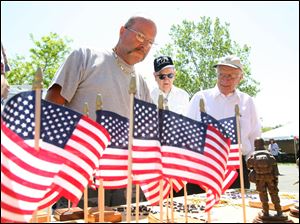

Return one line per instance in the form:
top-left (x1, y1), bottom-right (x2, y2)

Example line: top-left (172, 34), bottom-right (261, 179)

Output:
top-left (1, 1), bottom-right (299, 128)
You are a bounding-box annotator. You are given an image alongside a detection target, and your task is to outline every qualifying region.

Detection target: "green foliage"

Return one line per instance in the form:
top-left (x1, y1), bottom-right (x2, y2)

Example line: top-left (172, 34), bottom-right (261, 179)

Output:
top-left (7, 32), bottom-right (72, 88)
top-left (156, 16), bottom-right (260, 98)
top-left (262, 124), bottom-right (283, 133)
top-left (262, 127), bottom-right (273, 133)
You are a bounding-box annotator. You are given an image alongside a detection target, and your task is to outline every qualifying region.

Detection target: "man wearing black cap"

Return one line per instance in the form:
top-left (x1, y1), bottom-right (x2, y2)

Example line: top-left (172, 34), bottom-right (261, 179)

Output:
top-left (186, 55), bottom-right (261, 190)
top-left (151, 56), bottom-right (189, 114)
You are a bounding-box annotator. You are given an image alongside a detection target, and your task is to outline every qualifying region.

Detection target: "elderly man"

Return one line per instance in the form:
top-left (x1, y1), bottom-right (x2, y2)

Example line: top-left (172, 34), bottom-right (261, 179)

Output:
top-left (186, 55), bottom-right (261, 190)
top-left (151, 56), bottom-right (189, 114)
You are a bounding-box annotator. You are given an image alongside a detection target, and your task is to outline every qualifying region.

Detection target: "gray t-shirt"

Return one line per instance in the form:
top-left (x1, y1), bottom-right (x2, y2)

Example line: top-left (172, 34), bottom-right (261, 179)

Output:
top-left (49, 48), bottom-right (152, 120)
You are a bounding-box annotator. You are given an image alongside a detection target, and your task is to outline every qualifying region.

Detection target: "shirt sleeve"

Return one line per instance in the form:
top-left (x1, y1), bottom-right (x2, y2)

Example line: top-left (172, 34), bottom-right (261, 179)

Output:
top-left (48, 48), bottom-right (88, 103)
top-left (245, 97), bottom-right (262, 159)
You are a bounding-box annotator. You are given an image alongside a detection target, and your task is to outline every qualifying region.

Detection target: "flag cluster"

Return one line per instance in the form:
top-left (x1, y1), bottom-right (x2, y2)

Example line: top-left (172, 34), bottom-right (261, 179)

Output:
top-left (1, 91), bottom-right (110, 222)
top-left (1, 91), bottom-right (239, 222)
top-left (95, 98), bottom-right (233, 211)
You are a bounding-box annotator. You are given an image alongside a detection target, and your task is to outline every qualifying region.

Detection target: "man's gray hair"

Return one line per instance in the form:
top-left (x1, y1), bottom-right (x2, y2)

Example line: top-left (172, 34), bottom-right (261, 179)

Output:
top-left (124, 14), bottom-right (156, 28)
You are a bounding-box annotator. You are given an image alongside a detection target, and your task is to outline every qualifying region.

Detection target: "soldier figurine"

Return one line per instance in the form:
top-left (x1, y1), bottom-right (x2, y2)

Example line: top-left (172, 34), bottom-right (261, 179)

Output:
top-left (289, 157), bottom-right (299, 218)
top-left (247, 138), bottom-right (291, 222)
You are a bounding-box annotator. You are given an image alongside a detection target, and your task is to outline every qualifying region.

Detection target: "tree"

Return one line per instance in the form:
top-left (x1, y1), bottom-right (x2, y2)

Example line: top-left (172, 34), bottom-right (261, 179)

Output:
top-left (7, 32), bottom-right (72, 88)
top-left (155, 16), bottom-right (260, 97)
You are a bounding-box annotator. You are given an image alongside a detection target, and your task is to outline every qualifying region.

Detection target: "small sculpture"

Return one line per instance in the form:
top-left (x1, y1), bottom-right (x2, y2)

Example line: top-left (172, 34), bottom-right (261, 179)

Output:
top-left (289, 157), bottom-right (299, 218)
top-left (247, 138), bottom-right (292, 222)
top-left (247, 138), bottom-right (282, 216)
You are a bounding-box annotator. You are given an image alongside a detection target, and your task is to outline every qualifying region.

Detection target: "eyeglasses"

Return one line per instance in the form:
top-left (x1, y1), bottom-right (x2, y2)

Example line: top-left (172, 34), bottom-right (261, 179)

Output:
top-left (217, 73), bottom-right (240, 79)
top-left (125, 27), bottom-right (156, 46)
top-left (157, 73), bottom-right (174, 80)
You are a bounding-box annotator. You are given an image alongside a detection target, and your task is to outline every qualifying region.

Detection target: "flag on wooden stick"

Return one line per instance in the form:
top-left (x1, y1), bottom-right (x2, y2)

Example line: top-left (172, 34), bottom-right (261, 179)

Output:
top-left (159, 109), bottom-right (231, 211)
top-left (1, 90), bottom-right (110, 222)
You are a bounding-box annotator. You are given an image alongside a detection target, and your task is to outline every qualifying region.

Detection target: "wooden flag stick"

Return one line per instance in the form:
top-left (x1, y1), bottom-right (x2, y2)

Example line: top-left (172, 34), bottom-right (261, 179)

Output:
top-left (46, 206), bottom-right (51, 222)
top-left (31, 68), bottom-right (43, 223)
top-left (84, 187), bottom-right (88, 222)
top-left (32, 68), bottom-right (42, 152)
top-left (205, 186), bottom-right (211, 223)
top-left (162, 94), bottom-right (169, 222)
top-left (159, 179), bottom-right (164, 222)
top-left (126, 75), bottom-right (137, 223)
top-left (96, 94), bottom-right (105, 223)
top-left (235, 104), bottom-right (246, 223)
top-left (98, 179), bottom-right (104, 223)
top-left (199, 98), bottom-right (211, 223)
top-left (135, 184), bottom-right (140, 223)
top-left (166, 195), bottom-right (169, 222)
top-left (169, 179), bottom-right (174, 223)
top-left (184, 183), bottom-right (188, 223)
top-left (83, 103), bottom-right (89, 223)
top-left (199, 98), bottom-right (205, 114)
top-left (158, 94), bottom-right (164, 223)
top-left (207, 203), bottom-right (211, 223)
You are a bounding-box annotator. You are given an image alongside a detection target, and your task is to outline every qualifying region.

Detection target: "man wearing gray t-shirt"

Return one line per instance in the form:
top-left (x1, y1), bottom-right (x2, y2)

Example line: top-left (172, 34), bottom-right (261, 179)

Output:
top-left (46, 15), bottom-right (157, 207)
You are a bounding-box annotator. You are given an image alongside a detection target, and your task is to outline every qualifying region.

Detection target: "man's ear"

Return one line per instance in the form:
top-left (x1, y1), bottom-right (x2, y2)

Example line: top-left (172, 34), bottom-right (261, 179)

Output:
top-left (239, 73), bottom-right (244, 82)
top-left (120, 26), bottom-right (126, 33)
top-left (153, 72), bottom-right (157, 79)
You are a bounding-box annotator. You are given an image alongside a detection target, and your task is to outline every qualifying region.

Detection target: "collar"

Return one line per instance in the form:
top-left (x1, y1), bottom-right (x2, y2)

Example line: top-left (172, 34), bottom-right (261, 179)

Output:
top-left (212, 85), bottom-right (241, 100)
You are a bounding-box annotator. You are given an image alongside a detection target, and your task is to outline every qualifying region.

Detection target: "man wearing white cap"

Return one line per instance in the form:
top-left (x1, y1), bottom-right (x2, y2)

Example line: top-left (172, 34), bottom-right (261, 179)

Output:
top-left (186, 55), bottom-right (261, 190)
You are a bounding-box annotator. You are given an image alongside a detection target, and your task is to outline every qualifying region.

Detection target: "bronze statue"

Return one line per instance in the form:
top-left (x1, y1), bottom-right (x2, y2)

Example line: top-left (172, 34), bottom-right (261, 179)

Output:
top-left (247, 138), bottom-right (282, 217)
top-left (289, 157), bottom-right (299, 218)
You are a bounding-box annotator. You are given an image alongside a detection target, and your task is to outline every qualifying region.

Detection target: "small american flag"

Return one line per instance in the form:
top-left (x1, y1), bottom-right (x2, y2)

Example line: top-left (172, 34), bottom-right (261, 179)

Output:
top-left (200, 112), bottom-right (239, 168)
top-left (200, 112), bottom-right (239, 190)
top-left (1, 119), bottom-right (63, 222)
top-left (132, 98), bottom-right (162, 184)
top-left (218, 116), bottom-right (239, 170)
top-left (1, 91), bottom-right (110, 221)
top-left (95, 110), bottom-right (129, 189)
top-left (160, 110), bottom-right (230, 211)
top-left (218, 116), bottom-right (239, 192)
top-left (95, 98), bottom-right (162, 188)
top-left (200, 112), bottom-right (239, 209)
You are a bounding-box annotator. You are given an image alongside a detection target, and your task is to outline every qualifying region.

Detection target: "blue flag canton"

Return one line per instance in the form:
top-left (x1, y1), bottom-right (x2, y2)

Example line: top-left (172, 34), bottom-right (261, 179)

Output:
top-left (96, 110), bottom-right (129, 149)
top-left (1, 91), bottom-right (82, 148)
top-left (133, 98), bottom-right (159, 140)
top-left (41, 99), bottom-right (81, 148)
top-left (159, 110), bottom-right (206, 153)
top-left (200, 112), bottom-right (227, 137)
top-left (219, 117), bottom-right (237, 144)
top-left (200, 112), bottom-right (237, 144)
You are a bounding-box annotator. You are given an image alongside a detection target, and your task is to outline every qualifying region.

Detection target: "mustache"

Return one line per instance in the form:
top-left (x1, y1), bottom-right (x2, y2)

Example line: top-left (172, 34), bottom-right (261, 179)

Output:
top-left (127, 47), bottom-right (146, 55)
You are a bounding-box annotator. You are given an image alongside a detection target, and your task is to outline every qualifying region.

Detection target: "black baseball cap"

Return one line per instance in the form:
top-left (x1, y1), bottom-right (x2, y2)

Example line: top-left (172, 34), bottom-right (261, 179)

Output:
top-left (154, 56), bottom-right (174, 72)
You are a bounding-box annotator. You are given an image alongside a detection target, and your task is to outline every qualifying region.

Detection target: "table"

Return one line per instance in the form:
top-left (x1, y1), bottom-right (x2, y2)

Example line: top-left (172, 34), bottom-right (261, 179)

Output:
top-left (43, 189), bottom-right (298, 223)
